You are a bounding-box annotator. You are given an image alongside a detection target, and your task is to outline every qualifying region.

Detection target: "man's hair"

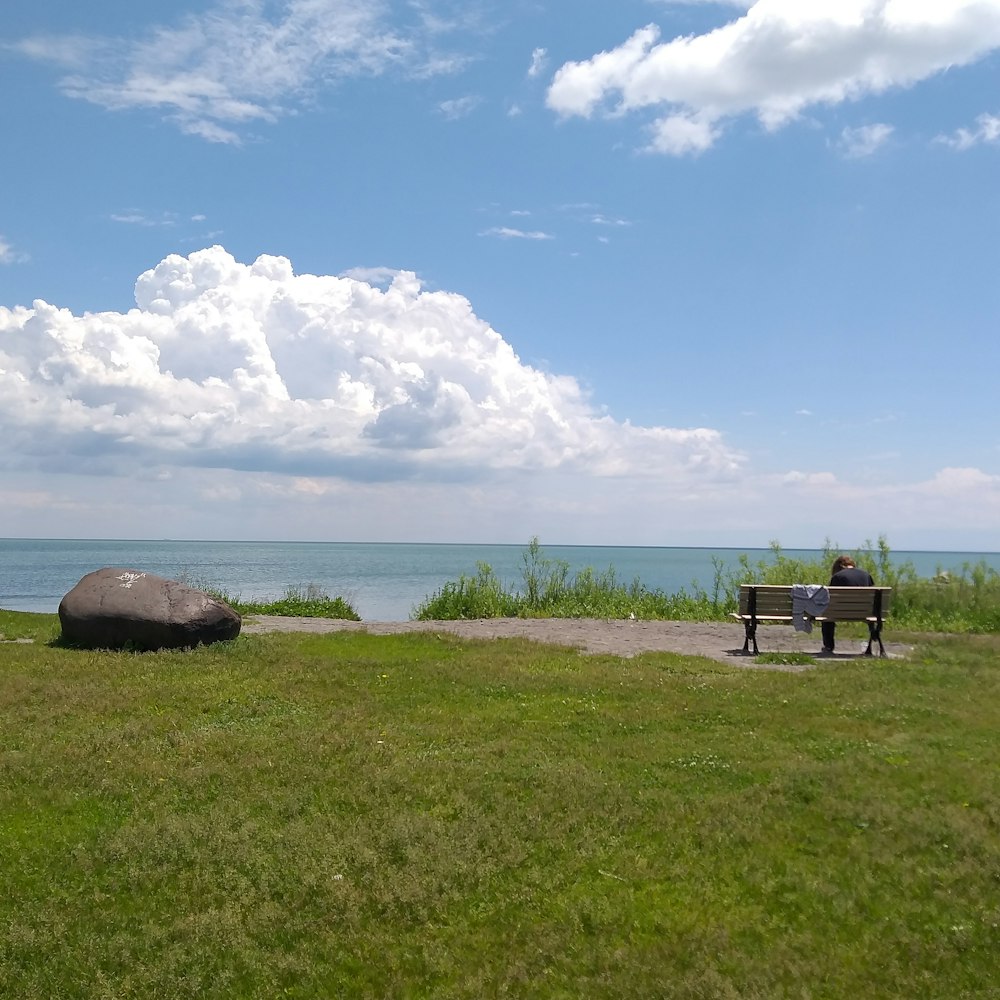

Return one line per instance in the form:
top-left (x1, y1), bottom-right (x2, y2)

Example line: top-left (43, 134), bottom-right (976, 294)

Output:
top-left (831, 555), bottom-right (856, 573)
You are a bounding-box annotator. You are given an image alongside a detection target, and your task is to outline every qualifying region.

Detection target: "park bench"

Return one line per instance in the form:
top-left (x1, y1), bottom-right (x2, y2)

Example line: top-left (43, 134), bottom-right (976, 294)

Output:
top-left (732, 585), bottom-right (892, 657)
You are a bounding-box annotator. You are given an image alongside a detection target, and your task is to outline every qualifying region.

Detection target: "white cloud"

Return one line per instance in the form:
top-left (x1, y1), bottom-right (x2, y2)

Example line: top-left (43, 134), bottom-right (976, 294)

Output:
top-left (479, 227), bottom-right (554, 240)
top-left (438, 95), bottom-right (481, 119)
top-left (16, 1), bottom-right (464, 142)
top-left (937, 112), bottom-right (1000, 150)
top-left (5, 246), bottom-right (997, 547)
top-left (590, 213), bottom-right (631, 227)
top-left (547, 0), bottom-right (1000, 155)
top-left (0, 246), bottom-right (741, 489)
top-left (647, 113), bottom-right (719, 155)
top-left (917, 467), bottom-right (1000, 496)
top-left (11, 34), bottom-right (104, 69)
top-left (0, 236), bottom-right (27, 265)
top-left (780, 470), bottom-right (838, 487)
top-left (528, 47), bottom-right (548, 78)
top-left (111, 211), bottom-right (179, 227)
top-left (837, 122), bottom-right (894, 157)
top-left (777, 465), bottom-right (1000, 506)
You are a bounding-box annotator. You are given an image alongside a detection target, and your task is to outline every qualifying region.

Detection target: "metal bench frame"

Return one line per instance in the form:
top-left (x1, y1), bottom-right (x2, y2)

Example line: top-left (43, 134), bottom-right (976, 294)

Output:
top-left (731, 585), bottom-right (892, 657)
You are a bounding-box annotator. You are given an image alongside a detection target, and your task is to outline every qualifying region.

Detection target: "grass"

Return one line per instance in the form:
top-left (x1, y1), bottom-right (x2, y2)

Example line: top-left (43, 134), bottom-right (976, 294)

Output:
top-left (205, 583), bottom-right (361, 620)
top-left (414, 537), bottom-right (1000, 634)
top-left (1, 610), bottom-right (998, 997)
top-left (414, 537), bottom-right (693, 621)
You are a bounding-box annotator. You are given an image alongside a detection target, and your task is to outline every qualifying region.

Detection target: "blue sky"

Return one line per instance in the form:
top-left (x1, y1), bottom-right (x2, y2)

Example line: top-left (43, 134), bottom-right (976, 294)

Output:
top-left (1, 0), bottom-right (999, 549)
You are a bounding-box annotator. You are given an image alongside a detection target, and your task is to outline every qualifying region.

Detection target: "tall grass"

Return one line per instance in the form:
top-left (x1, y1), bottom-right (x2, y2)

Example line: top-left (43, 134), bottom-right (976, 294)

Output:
top-left (414, 536), bottom-right (1000, 632)
top-left (209, 583), bottom-right (361, 620)
top-left (414, 537), bottom-right (686, 620)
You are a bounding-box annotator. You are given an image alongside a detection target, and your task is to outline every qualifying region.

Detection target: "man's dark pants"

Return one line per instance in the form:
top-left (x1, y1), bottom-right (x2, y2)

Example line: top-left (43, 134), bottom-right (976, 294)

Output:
top-left (821, 621), bottom-right (836, 650)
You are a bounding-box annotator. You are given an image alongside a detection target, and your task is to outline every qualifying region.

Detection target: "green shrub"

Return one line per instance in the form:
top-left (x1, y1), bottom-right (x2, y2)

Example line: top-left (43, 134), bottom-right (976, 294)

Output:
top-left (212, 584), bottom-right (361, 621)
top-left (412, 562), bottom-right (521, 620)
top-left (415, 537), bottom-right (691, 621)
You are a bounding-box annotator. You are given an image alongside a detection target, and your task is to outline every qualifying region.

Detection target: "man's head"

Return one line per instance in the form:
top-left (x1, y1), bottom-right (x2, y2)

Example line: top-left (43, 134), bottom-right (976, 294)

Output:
top-left (832, 555), bottom-right (856, 573)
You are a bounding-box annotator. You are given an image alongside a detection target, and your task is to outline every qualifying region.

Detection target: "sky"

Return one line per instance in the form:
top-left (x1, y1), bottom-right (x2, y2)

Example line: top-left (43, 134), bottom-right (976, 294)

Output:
top-left (1, 0), bottom-right (999, 550)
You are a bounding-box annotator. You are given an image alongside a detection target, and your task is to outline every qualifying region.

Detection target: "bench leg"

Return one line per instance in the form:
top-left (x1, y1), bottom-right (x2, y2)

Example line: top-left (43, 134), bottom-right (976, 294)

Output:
top-left (874, 622), bottom-right (887, 658)
top-left (865, 622), bottom-right (888, 658)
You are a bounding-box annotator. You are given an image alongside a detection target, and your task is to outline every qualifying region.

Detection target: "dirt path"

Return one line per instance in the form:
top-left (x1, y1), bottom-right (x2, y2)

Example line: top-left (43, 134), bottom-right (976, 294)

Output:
top-left (241, 616), bottom-right (913, 668)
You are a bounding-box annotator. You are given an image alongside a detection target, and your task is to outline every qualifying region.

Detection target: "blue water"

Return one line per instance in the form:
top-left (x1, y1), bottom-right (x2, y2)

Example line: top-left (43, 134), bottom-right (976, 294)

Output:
top-left (2, 538), bottom-right (998, 621)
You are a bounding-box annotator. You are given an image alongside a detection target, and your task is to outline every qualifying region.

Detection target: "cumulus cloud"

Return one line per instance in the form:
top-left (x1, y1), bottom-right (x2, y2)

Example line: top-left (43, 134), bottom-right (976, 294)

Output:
top-left (547, 0), bottom-right (1000, 155)
top-left (648, 114), bottom-right (719, 155)
top-left (0, 246), bottom-right (742, 487)
top-left (776, 465), bottom-right (1000, 507)
top-left (15, 0), bottom-right (463, 142)
top-left (917, 467), bottom-right (1000, 495)
top-left (528, 47), bottom-right (548, 78)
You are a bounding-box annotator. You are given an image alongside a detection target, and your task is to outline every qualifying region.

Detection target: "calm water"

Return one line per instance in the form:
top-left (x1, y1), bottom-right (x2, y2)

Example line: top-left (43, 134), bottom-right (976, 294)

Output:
top-left (2, 538), bottom-right (999, 621)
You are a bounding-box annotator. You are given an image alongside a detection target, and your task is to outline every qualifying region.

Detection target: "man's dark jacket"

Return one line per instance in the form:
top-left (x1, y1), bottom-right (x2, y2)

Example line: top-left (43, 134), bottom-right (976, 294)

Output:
top-left (829, 566), bottom-right (874, 587)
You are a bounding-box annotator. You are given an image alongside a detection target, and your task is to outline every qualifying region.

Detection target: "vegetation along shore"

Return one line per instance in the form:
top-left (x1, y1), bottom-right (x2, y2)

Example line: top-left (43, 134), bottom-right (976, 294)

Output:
top-left (211, 537), bottom-right (1000, 634)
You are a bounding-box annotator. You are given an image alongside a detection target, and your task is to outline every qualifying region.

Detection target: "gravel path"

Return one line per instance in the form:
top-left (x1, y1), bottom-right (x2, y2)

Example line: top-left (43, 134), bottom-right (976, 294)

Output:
top-left (241, 616), bottom-right (913, 668)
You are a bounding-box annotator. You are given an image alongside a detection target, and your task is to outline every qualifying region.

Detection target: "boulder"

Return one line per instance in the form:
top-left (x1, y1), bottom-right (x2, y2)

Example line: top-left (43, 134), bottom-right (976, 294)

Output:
top-left (59, 568), bottom-right (241, 650)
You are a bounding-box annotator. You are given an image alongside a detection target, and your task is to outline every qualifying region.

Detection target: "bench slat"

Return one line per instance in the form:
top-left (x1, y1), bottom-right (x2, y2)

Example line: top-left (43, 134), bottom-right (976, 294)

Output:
top-left (729, 613), bottom-right (886, 623)
top-left (737, 585), bottom-right (891, 619)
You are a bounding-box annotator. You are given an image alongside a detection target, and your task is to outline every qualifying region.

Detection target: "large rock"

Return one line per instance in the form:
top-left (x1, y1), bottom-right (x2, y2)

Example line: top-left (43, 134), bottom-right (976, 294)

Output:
top-left (59, 568), bottom-right (241, 650)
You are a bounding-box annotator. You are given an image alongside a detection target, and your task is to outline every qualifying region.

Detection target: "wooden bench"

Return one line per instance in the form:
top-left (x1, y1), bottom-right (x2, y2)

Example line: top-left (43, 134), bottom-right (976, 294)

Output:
top-left (731, 585), bottom-right (892, 657)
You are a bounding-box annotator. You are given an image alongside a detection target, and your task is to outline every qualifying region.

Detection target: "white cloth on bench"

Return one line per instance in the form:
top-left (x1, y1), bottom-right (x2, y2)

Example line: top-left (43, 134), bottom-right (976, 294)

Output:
top-left (790, 584), bottom-right (830, 633)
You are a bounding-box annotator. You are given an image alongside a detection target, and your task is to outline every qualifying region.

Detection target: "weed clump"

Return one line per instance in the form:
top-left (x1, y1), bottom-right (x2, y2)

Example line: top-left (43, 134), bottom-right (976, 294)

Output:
top-left (414, 537), bottom-right (687, 621)
top-left (211, 583), bottom-right (361, 620)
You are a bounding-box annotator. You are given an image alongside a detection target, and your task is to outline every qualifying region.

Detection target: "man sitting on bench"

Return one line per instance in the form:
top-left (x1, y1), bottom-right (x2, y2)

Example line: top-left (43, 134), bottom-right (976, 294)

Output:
top-left (823, 555), bottom-right (875, 654)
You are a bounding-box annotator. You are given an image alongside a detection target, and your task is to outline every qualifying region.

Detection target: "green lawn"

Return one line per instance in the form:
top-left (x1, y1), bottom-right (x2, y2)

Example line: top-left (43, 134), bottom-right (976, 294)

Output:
top-left (1, 612), bottom-right (997, 998)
